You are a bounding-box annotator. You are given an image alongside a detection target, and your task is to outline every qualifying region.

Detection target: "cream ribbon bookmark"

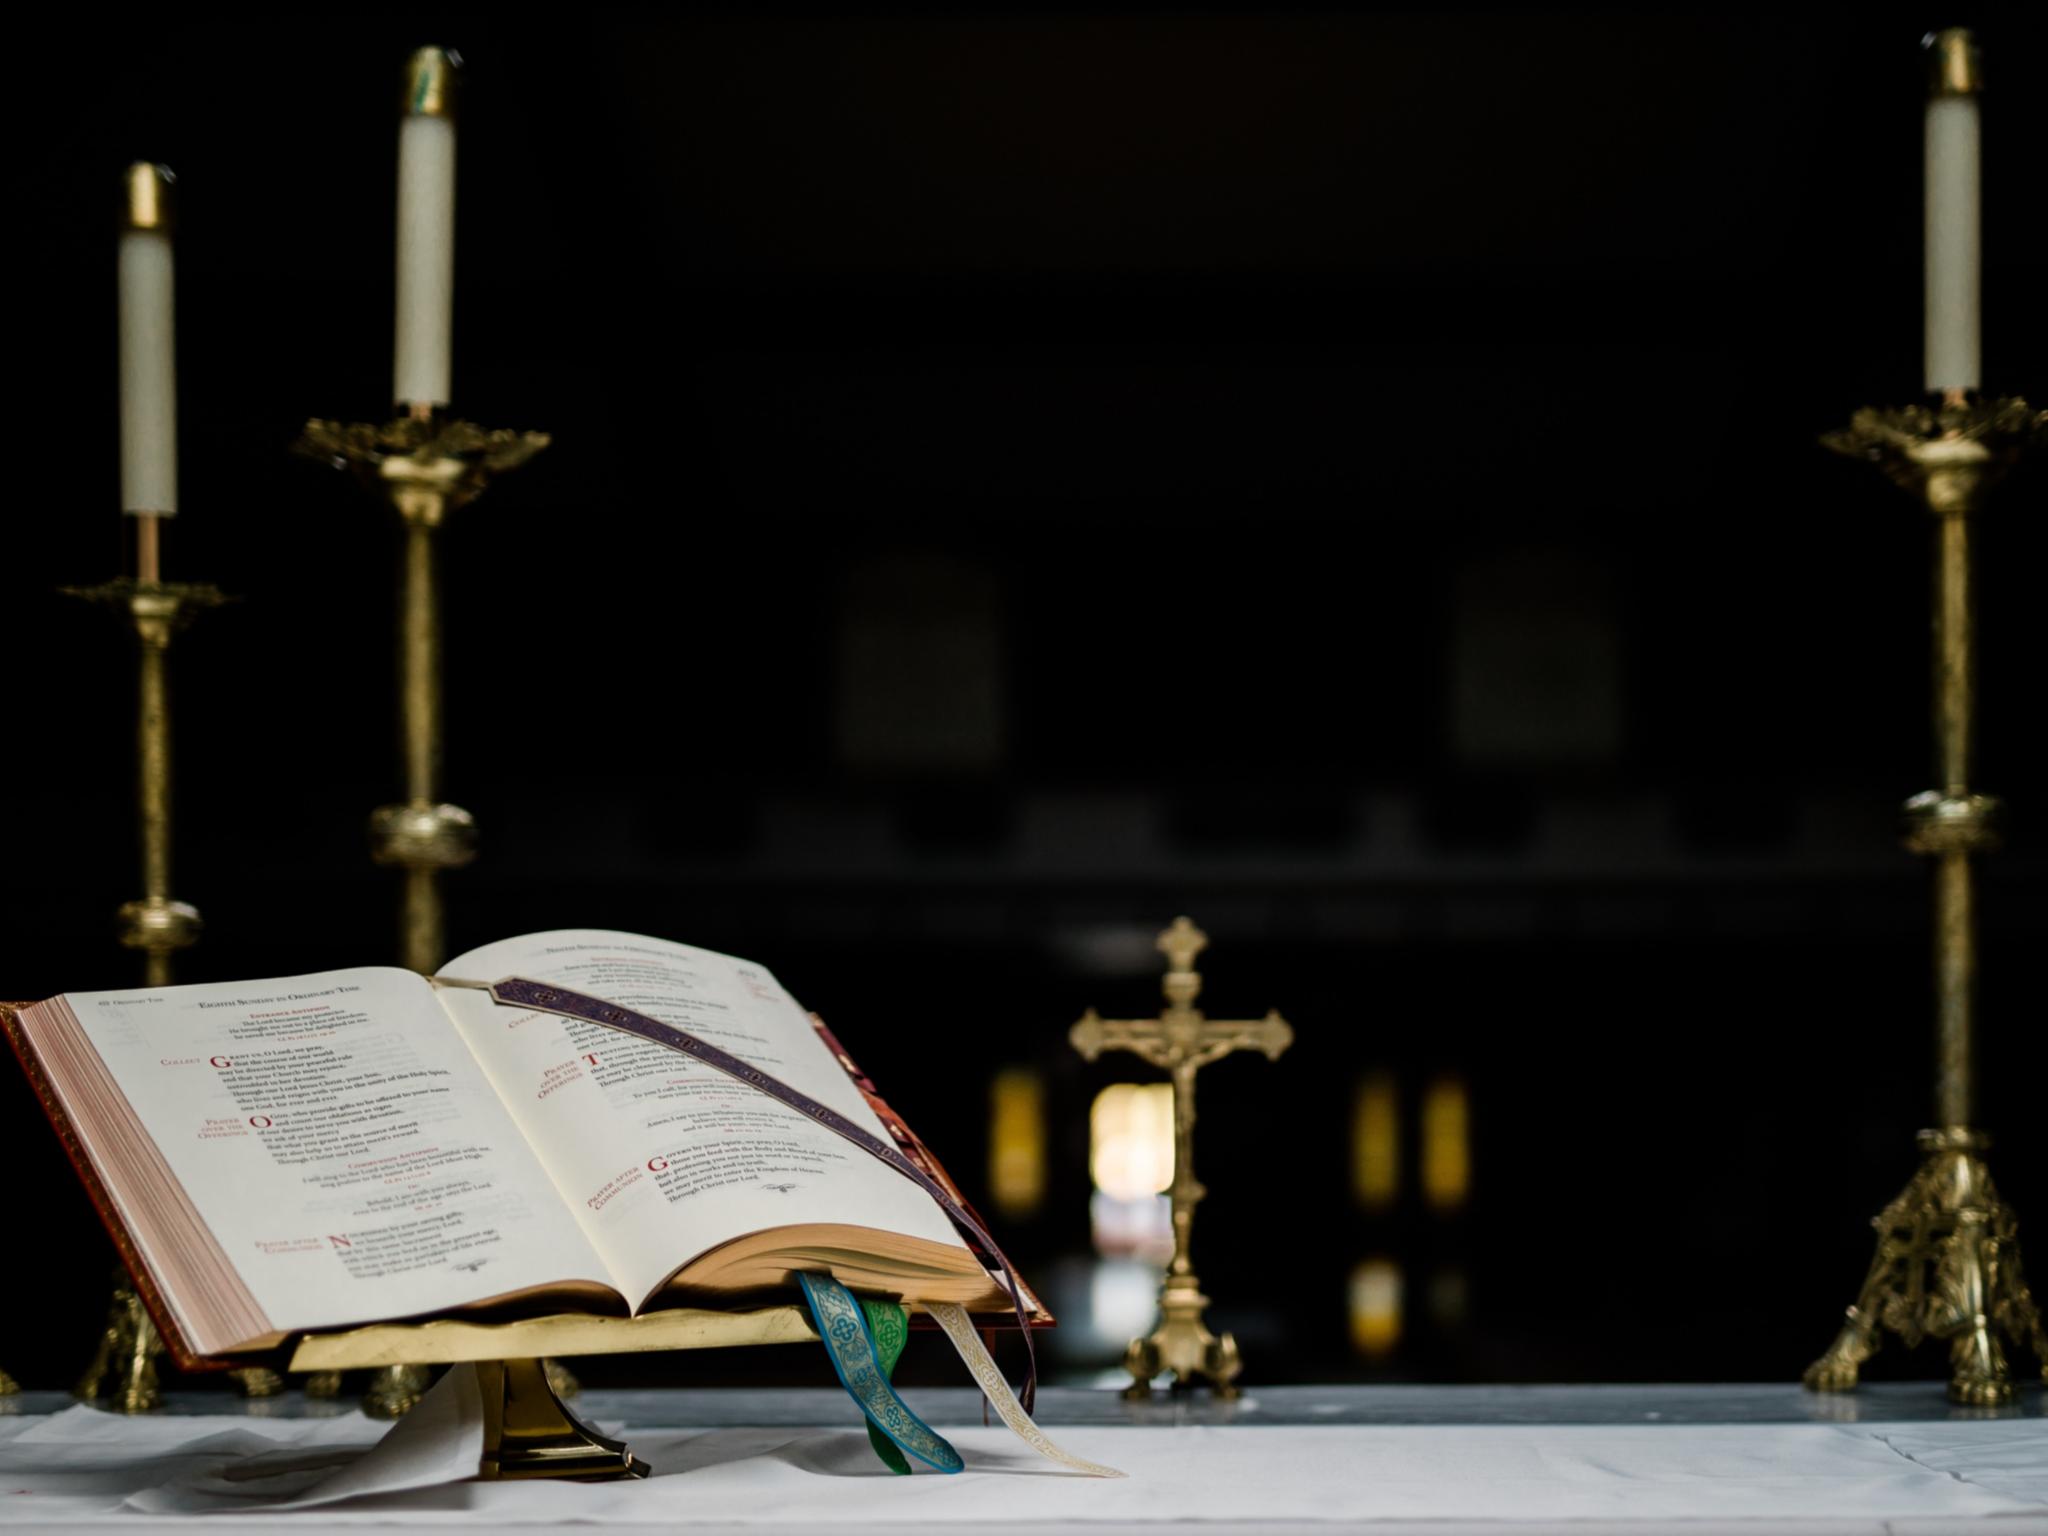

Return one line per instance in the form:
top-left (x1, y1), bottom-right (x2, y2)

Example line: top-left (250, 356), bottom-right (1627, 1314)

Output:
top-left (926, 1303), bottom-right (1126, 1478)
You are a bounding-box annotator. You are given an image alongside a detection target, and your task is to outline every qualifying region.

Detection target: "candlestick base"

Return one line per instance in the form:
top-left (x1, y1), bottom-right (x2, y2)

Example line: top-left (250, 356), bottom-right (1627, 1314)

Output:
top-left (74, 1270), bottom-right (162, 1414)
top-left (363, 1363), bottom-right (435, 1419)
top-left (1805, 1129), bottom-right (2046, 1404)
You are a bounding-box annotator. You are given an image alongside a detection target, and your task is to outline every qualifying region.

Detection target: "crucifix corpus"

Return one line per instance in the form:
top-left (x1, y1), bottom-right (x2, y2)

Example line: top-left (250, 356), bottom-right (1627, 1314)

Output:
top-left (1071, 916), bottom-right (1293, 1397)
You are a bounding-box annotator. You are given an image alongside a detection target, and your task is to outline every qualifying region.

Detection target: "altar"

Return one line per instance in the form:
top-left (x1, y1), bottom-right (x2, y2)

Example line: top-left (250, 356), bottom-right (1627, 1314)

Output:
top-left (9, 14), bottom-right (2048, 1536)
top-left (2, 1385), bottom-right (2042, 1533)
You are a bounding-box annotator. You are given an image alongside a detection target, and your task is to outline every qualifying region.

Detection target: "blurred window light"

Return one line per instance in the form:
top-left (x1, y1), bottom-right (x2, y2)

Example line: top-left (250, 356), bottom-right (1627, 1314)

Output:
top-left (988, 1067), bottom-right (1047, 1217)
top-left (1422, 1076), bottom-right (1471, 1212)
top-left (1087, 1257), bottom-right (1165, 1352)
top-left (1089, 1082), bottom-right (1175, 1201)
top-left (1351, 1071), bottom-right (1399, 1210)
top-left (1089, 1082), bottom-right (1176, 1262)
top-left (1348, 1258), bottom-right (1404, 1358)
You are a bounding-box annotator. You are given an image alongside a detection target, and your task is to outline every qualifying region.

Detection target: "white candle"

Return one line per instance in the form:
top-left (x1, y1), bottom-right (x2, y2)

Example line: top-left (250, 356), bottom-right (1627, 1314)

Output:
top-left (1923, 29), bottom-right (1981, 397)
top-left (119, 163), bottom-right (177, 515)
top-left (393, 47), bottom-right (458, 409)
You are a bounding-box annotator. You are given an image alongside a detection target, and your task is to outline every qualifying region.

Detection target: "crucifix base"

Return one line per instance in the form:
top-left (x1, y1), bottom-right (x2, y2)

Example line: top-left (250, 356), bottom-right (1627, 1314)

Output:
top-left (1803, 1128), bottom-right (2046, 1405)
top-left (1123, 1273), bottom-right (1241, 1399)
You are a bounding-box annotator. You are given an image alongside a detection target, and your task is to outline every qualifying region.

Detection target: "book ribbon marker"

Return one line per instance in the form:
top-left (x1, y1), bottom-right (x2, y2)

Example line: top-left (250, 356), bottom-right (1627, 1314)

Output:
top-left (858, 1297), bottom-right (915, 1474)
top-left (798, 1273), bottom-right (962, 1473)
top-left (926, 1301), bottom-right (1124, 1478)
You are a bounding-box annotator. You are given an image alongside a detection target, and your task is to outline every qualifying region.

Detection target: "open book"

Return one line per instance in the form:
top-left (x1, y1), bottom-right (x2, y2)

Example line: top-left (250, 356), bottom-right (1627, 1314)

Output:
top-left (5, 930), bottom-right (1028, 1365)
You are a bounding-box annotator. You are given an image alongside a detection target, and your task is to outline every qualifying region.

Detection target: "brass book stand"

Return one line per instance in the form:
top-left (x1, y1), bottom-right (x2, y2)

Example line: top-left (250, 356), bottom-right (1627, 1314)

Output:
top-left (284, 1304), bottom-right (823, 1480)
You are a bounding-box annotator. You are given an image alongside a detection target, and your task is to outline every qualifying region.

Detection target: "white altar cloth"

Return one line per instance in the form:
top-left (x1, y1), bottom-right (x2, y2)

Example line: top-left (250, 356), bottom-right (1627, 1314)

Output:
top-left (1, 1390), bottom-right (2042, 1534)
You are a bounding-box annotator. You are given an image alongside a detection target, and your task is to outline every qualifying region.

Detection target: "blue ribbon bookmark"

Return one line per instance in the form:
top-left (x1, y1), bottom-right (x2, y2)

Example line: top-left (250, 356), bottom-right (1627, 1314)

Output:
top-left (799, 1273), bottom-right (964, 1475)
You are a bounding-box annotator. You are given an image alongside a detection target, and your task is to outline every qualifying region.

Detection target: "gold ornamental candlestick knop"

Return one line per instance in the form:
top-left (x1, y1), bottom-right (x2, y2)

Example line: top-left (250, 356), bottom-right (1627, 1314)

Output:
top-left (1071, 918), bottom-right (1293, 1397)
top-left (1801, 396), bottom-right (2046, 1404)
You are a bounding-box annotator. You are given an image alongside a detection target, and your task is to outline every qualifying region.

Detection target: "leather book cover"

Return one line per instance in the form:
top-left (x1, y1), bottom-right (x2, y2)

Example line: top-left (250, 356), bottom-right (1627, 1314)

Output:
top-left (2, 1002), bottom-right (231, 1374)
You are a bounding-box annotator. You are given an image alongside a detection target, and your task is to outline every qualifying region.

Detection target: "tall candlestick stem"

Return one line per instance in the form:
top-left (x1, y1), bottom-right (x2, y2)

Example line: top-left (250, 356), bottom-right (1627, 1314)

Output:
top-left (297, 415), bottom-right (546, 982)
top-left (1931, 506), bottom-right (1975, 1126)
top-left (401, 516), bottom-right (442, 805)
top-left (135, 632), bottom-right (172, 983)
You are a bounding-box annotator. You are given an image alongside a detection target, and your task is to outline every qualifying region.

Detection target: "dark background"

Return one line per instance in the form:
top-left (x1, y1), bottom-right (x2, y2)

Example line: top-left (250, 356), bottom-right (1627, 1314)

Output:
top-left (6, 9), bottom-right (2044, 1393)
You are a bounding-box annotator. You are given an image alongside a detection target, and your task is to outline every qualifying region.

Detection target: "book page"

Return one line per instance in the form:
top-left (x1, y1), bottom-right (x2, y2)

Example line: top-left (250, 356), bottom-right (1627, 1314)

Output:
top-left (435, 930), bottom-right (967, 1308)
top-left (62, 967), bottom-right (615, 1338)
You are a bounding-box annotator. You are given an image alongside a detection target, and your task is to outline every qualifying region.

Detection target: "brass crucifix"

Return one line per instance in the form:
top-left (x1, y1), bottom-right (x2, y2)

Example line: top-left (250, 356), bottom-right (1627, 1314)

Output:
top-left (1071, 916), bottom-right (1293, 1396)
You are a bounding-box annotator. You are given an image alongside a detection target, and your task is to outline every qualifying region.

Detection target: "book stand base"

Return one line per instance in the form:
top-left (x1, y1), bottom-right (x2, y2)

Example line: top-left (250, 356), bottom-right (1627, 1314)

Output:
top-left (476, 1359), bottom-right (646, 1480)
top-left (285, 1303), bottom-right (824, 1482)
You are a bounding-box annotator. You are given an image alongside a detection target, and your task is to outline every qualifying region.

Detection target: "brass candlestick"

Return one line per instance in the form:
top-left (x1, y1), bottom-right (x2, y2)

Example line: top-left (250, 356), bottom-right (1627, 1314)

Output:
top-left (1070, 917), bottom-right (1293, 1397)
top-left (297, 412), bottom-right (547, 1416)
top-left (297, 414), bottom-right (546, 976)
top-left (63, 571), bottom-right (222, 985)
top-left (63, 528), bottom-right (282, 1409)
top-left (1803, 396), bottom-right (2046, 1404)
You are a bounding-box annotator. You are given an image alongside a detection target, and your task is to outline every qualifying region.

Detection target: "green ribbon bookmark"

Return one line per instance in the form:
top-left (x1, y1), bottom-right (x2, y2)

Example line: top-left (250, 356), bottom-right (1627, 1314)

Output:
top-left (861, 1298), bottom-right (913, 1474)
top-left (798, 1272), bottom-right (963, 1475)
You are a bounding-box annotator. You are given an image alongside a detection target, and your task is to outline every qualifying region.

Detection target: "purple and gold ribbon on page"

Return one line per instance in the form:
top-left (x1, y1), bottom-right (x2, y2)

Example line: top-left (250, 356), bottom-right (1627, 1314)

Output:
top-left (454, 976), bottom-right (1038, 1412)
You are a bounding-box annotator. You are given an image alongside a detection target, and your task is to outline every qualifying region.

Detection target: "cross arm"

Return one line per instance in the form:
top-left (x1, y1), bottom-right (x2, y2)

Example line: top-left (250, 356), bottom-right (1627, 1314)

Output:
top-left (1070, 1009), bottom-right (1177, 1070)
top-left (1188, 1011), bottom-right (1293, 1068)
